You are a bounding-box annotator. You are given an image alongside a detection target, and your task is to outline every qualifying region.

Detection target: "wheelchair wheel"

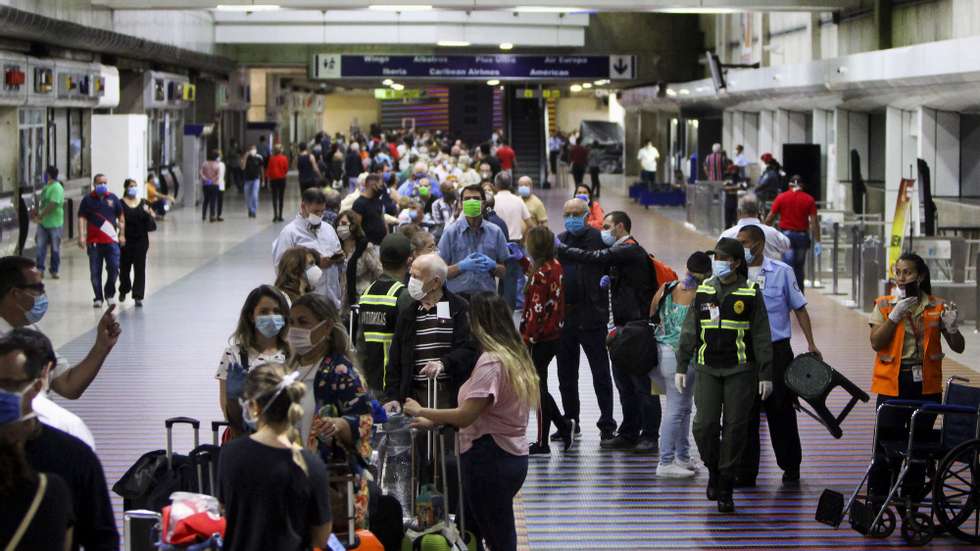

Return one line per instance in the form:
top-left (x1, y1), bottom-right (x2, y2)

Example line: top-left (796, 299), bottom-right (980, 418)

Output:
top-left (868, 506), bottom-right (897, 538)
top-left (933, 438), bottom-right (980, 544)
top-left (900, 512), bottom-right (934, 546)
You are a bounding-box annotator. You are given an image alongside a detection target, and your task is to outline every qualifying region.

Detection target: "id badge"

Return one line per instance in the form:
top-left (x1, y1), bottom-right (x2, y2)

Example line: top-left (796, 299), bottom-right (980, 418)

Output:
top-left (912, 366), bottom-right (923, 383)
top-left (436, 301), bottom-right (451, 320)
top-left (708, 305), bottom-right (720, 322)
top-left (756, 275), bottom-right (766, 290)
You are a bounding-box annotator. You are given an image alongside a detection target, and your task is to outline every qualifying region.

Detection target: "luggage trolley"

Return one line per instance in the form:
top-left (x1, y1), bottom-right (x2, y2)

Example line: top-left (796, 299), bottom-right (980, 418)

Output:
top-left (816, 376), bottom-right (980, 545)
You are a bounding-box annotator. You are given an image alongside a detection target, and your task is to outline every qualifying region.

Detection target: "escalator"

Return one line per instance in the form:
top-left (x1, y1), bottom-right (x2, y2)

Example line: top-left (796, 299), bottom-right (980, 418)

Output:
top-left (507, 90), bottom-right (547, 186)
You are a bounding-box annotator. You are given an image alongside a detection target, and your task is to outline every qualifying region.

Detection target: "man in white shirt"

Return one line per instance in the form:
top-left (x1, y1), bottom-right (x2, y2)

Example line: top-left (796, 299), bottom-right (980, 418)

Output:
top-left (733, 144), bottom-right (750, 183)
top-left (637, 140), bottom-right (660, 187)
top-left (719, 193), bottom-right (791, 260)
top-left (272, 188), bottom-right (345, 308)
top-left (493, 171), bottom-right (531, 311)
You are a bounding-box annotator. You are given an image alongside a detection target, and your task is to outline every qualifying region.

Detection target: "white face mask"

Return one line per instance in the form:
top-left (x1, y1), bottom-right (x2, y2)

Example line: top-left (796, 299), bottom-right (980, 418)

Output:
top-left (306, 212), bottom-right (322, 226)
top-left (305, 265), bottom-right (323, 287)
top-left (407, 276), bottom-right (427, 301)
top-left (336, 225), bottom-right (352, 241)
top-left (287, 321), bottom-right (327, 356)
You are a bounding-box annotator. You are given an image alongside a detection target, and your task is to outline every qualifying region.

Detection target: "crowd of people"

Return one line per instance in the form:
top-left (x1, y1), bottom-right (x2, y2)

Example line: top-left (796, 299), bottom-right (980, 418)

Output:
top-left (0, 126), bottom-right (967, 551)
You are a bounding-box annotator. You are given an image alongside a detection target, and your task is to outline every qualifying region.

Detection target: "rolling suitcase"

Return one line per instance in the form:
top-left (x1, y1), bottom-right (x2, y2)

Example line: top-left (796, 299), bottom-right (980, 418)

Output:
top-left (115, 417), bottom-right (203, 511)
top-left (124, 510), bottom-right (161, 551)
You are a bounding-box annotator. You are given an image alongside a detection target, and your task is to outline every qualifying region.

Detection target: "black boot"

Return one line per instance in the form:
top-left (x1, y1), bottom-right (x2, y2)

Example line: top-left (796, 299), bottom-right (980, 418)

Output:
top-left (717, 477), bottom-right (735, 513)
top-left (706, 471), bottom-right (718, 501)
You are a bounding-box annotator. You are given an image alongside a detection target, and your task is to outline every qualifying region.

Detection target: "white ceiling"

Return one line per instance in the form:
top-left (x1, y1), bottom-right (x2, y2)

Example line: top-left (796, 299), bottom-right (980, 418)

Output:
top-left (93, 0), bottom-right (862, 12)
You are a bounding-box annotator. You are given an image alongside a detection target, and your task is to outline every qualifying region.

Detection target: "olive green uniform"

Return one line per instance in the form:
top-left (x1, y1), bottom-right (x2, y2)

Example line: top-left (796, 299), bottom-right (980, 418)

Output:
top-left (676, 274), bottom-right (773, 494)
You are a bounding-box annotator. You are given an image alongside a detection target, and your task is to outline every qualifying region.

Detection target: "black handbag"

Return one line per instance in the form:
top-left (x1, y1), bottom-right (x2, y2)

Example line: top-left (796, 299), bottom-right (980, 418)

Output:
top-left (607, 320), bottom-right (658, 376)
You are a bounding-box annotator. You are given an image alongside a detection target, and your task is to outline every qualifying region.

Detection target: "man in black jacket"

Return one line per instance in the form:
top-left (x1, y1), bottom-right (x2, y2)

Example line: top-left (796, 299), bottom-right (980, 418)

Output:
top-left (555, 198), bottom-right (617, 441)
top-left (557, 210), bottom-right (661, 452)
top-left (382, 254), bottom-right (477, 410)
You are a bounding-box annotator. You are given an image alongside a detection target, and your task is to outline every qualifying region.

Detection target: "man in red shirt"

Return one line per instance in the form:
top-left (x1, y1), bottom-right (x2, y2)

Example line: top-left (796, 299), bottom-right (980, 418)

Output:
top-left (766, 175), bottom-right (819, 293)
top-left (496, 139), bottom-right (516, 173)
top-left (569, 141), bottom-right (589, 187)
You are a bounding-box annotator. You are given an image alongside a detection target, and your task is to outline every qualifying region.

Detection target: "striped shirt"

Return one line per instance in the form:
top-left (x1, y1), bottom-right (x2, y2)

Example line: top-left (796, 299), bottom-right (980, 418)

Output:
top-left (412, 304), bottom-right (453, 382)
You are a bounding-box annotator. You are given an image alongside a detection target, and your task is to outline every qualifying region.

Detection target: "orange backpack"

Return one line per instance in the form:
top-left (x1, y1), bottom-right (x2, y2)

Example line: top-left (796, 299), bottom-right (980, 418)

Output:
top-left (649, 254), bottom-right (678, 287)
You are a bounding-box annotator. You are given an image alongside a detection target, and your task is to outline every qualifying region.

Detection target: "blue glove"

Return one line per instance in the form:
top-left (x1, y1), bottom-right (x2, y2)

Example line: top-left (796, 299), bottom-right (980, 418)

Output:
top-left (814, 242), bottom-right (823, 256)
top-left (477, 254), bottom-right (498, 272)
top-left (507, 243), bottom-right (524, 261)
top-left (599, 275), bottom-right (611, 289)
top-left (457, 253), bottom-right (483, 273)
top-left (554, 236), bottom-right (562, 249)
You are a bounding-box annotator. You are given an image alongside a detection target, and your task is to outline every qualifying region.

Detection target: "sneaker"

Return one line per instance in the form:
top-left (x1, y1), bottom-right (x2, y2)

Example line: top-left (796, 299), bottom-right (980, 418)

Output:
top-left (634, 437), bottom-right (658, 454)
top-left (119, 293), bottom-right (127, 303)
top-left (529, 443), bottom-right (551, 455)
top-left (550, 420), bottom-right (582, 441)
top-left (657, 463), bottom-right (696, 478)
top-left (106, 297), bottom-right (117, 306)
top-left (559, 420), bottom-right (575, 452)
top-left (599, 429), bottom-right (616, 442)
top-left (599, 435), bottom-right (637, 451)
top-left (135, 300), bottom-right (143, 308)
top-left (675, 458), bottom-right (700, 472)
top-left (49, 272), bottom-right (59, 280)
top-left (93, 300), bottom-right (103, 308)
top-left (782, 469), bottom-right (801, 483)
top-left (717, 494), bottom-right (736, 513)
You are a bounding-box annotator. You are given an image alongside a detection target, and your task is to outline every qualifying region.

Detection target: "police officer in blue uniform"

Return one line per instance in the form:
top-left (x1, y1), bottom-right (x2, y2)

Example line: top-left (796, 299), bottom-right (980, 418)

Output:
top-left (735, 224), bottom-right (822, 486)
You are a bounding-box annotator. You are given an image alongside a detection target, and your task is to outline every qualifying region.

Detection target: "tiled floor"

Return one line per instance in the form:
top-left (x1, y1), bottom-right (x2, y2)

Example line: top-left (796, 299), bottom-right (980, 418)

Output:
top-left (46, 179), bottom-right (979, 549)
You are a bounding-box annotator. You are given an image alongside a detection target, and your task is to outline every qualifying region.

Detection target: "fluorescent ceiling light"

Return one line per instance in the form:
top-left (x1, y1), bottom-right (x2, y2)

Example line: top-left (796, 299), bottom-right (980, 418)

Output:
top-left (655, 8), bottom-right (740, 14)
top-left (369, 4), bottom-right (432, 11)
top-left (437, 40), bottom-right (470, 47)
top-left (665, 88), bottom-right (677, 96)
top-left (499, 42), bottom-right (514, 50)
top-left (593, 79), bottom-right (608, 86)
top-left (570, 84), bottom-right (583, 92)
top-left (513, 6), bottom-right (586, 13)
top-left (679, 88), bottom-right (690, 95)
top-left (581, 82), bottom-right (592, 89)
top-left (390, 83), bottom-right (405, 90)
top-left (486, 79), bottom-right (500, 86)
top-left (382, 79), bottom-right (394, 86)
top-left (215, 4), bottom-right (280, 11)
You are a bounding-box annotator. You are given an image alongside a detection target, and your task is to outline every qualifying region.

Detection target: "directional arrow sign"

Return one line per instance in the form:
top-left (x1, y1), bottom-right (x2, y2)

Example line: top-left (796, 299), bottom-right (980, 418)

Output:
top-left (609, 55), bottom-right (636, 80)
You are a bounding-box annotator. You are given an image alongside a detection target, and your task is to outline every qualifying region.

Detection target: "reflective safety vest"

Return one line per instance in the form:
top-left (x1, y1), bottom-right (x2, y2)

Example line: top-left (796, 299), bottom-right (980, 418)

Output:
top-left (693, 279), bottom-right (760, 369)
top-left (872, 295), bottom-right (945, 396)
top-left (357, 278), bottom-right (405, 381)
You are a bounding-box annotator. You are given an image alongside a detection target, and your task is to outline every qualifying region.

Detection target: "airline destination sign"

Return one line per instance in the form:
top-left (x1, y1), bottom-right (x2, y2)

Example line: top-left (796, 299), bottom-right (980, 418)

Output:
top-left (311, 54), bottom-right (636, 81)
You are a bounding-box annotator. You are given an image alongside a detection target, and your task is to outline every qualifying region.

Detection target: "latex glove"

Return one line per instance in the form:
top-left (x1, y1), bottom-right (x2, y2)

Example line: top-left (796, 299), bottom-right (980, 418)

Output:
top-left (888, 297), bottom-right (918, 323)
top-left (599, 275), bottom-right (611, 289)
top-left (942, 305), bottom-right (959, 333)
top-left (759, 380), bottom-right (773, 401)
top-left (383, 400), bottom-right (402, 414)
top-left (554, 235), bottom-right (563, 249)
top-left (674, 373), bottom-right (687, 394)
top-left (813, 242), bottom-right (822, 256)
top-left (507, 243), bottom-right (524, 261)
top-left (420, 360), bottom-right (444, 378)
top-left (457, 253), bottom-right (483, 273)
top-left (478, 254), bottom-right (498, 272)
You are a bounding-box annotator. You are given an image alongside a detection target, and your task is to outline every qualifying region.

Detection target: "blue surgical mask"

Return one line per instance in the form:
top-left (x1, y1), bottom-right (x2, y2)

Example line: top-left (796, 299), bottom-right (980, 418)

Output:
top-left (255, 314), bottom-right (285, 338)
top-left (563, 215), bottom-right (586, 234)
top-left (95, 184), bottom-right (108, 195)
top-left (601, 229), bottom-right (617, 247)
top-left (126, 187), bottom-right (138, 198)
top-left (712, 260), bottom-right (732, 278)
top-left (518, 185), bottom-right (531, 198)
top-left (24, 294), bottom-right (48, 324)
top-left (743, 247), bottom-right (754, 264)
top-left (575, 193), bottom-right (590, 204)
top-left (0, 382), bottom-right (37, 426)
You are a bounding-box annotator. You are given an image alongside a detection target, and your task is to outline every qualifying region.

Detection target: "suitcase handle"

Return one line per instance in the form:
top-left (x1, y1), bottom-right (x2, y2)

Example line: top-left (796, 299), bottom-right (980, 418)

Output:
top-left (211, 420), bottom-right (231, 445)
top-left (166, 416), bottom-right (200, 430)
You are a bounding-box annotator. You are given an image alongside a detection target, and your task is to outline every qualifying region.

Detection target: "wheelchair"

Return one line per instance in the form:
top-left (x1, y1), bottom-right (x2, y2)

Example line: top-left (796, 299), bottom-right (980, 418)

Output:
top-left (816, 376), bottom-right (980, 545)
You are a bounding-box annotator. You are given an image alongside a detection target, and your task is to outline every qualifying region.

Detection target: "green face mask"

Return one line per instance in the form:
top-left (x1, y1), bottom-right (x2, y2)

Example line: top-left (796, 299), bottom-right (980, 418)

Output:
top-left (418, 186), bottom-right (430, 198)
top-left (462, 199), bottom-right (483, 218)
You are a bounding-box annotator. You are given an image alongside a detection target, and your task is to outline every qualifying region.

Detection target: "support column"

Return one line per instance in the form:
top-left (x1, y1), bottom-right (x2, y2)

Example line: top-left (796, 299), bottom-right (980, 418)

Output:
top-left (812, 108), bottom-right (833, 207)
top-left (875, 0), bottom-right (892, 50)
top-left (760, 13), bottom-right (771, 67)
top-left (884, 107), bottom-right (918, 233)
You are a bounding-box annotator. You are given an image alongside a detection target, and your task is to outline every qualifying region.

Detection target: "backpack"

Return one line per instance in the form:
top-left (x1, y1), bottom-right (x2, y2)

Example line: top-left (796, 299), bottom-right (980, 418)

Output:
top-left (651, 280), bottom-right (680, 326)
top-left (648, 254), bottom-right (678, 290)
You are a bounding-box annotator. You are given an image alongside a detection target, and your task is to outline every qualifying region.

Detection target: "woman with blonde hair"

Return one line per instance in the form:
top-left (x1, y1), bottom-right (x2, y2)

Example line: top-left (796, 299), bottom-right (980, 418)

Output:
top-left (218, 363), bottom-right (332, 551)
top-left (275, 246), bottom-right (323, 303)
top-left (405, 292), bottom-right (539, 551)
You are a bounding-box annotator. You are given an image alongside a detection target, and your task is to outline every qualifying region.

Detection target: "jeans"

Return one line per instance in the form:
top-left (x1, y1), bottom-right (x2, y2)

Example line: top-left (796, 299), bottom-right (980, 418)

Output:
top-left (119, 240), bottom-right (149, 300)
top-left (35, 225), bottom-right (63, 275)
top-left (201, 185), bottom-right (219, 220)
top-left (461, 435), bottom-right (528, 551)
top-left (556, 323), bottom-right (616, 433)
top-left (244, 178), bottom-right (260, 215)
top-left (270, 178), bottom-right (286, 219)
top-left (781, 230), bottom-right (810, 293)
top-left (612, 361), bottom-right (661, 442)
top-left (87, 243), bottom-right (120, 301)
top-left (653, 343), bottom-right (695, 465)
top-left (530, 340), bottom-right (569, 445)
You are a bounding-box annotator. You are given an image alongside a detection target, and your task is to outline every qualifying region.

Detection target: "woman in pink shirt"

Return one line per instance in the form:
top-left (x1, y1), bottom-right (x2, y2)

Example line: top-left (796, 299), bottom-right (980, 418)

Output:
top-left (404, 292), bottom-right (539, 551)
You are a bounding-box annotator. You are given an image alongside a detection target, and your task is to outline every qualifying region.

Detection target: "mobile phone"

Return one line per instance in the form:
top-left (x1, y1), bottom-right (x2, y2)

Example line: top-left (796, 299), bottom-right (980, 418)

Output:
top-left (903, 280), bottom-right (919, 299)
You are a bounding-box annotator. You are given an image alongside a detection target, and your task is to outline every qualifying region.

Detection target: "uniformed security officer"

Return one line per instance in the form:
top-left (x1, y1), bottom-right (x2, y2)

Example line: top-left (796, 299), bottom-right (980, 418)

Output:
top-left (735, 224), bottom-right (821, 486)
top-left (356, 233), bottom-right (411, 394)
top-left (675, 237), bottom-right (773, 513)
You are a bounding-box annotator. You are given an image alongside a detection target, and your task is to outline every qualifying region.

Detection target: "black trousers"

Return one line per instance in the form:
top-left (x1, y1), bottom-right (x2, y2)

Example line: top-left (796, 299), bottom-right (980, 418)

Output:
top-left (530, 340), bottom-right (569, 445)
top-left (216, 188), bottom-right (224, 217)
top-left (556, 323), bottom-right (617, 434)
top-left (738, 339), bottom-right (802, 480)
top-left (119, 240), bottom-right (148, 300)
top-left (572, 164), bottom-right (586, 186)
top-left (868, 369), bottom-right (941, 497)
top-left (270, 178), bottom-right (286, 219)
top-left (201, 186), bottom-right (220, 220)
top-left (724, 192), bottom-right (738, 229)
top-left (549, 150), bottom-right (558, 174)
top-left (589, 167), bottom-right (601, 198)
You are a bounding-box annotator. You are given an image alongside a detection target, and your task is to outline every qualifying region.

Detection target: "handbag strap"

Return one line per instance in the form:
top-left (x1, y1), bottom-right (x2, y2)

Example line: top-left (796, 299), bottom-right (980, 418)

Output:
top-left (5, 473), bottom-right (47, 551)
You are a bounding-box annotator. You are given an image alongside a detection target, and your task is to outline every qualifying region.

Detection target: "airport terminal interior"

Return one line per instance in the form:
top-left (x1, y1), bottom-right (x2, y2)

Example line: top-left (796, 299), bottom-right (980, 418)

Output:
top-left (3, 1), bottom-right (980, 550)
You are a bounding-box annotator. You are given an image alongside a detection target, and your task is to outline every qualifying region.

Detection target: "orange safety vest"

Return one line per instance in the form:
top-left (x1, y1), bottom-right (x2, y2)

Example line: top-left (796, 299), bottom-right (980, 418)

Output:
top-left (872, 295), bottom-right (946, 396)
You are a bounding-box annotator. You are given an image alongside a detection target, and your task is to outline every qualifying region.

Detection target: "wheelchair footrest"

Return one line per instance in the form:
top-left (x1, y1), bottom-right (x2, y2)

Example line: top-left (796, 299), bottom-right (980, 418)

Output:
top-left (815, 489), bottom-right (844, 527)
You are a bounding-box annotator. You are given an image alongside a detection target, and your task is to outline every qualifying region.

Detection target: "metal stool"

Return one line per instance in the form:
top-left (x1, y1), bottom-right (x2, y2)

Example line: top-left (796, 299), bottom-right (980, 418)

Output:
top-left (785, 353), bottom-right (870, 439)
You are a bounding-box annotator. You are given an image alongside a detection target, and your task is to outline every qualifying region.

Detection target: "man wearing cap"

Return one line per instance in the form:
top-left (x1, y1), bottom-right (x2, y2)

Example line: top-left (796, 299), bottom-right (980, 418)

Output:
top-left (735, 224), bottom-right (821, 487)
top-left (675, 237), bottom-right (773, 513)
top-left (357, 233), bottom-right (412, 394)
top-left (766, 175), bottom-right (819, 293)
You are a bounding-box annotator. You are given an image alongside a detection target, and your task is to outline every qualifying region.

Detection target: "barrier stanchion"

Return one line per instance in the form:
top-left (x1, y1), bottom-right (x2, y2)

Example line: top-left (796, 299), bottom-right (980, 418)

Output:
top-left (975, 251), bottom-right (979, 332)
top-left (831, 222), bottom-right (841, 295)
top-left (847, 225), bottom-right (861, 308)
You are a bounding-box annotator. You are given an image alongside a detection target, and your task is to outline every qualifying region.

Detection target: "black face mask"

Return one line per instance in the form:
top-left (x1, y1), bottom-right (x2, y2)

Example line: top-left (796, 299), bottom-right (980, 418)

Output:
top-left (903, 280), bottom-right (920, 298)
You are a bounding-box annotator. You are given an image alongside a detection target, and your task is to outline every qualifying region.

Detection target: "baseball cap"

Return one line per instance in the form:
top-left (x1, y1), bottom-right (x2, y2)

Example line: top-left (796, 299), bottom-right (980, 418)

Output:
top-left (380, 233), bottom-right (412, 265)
